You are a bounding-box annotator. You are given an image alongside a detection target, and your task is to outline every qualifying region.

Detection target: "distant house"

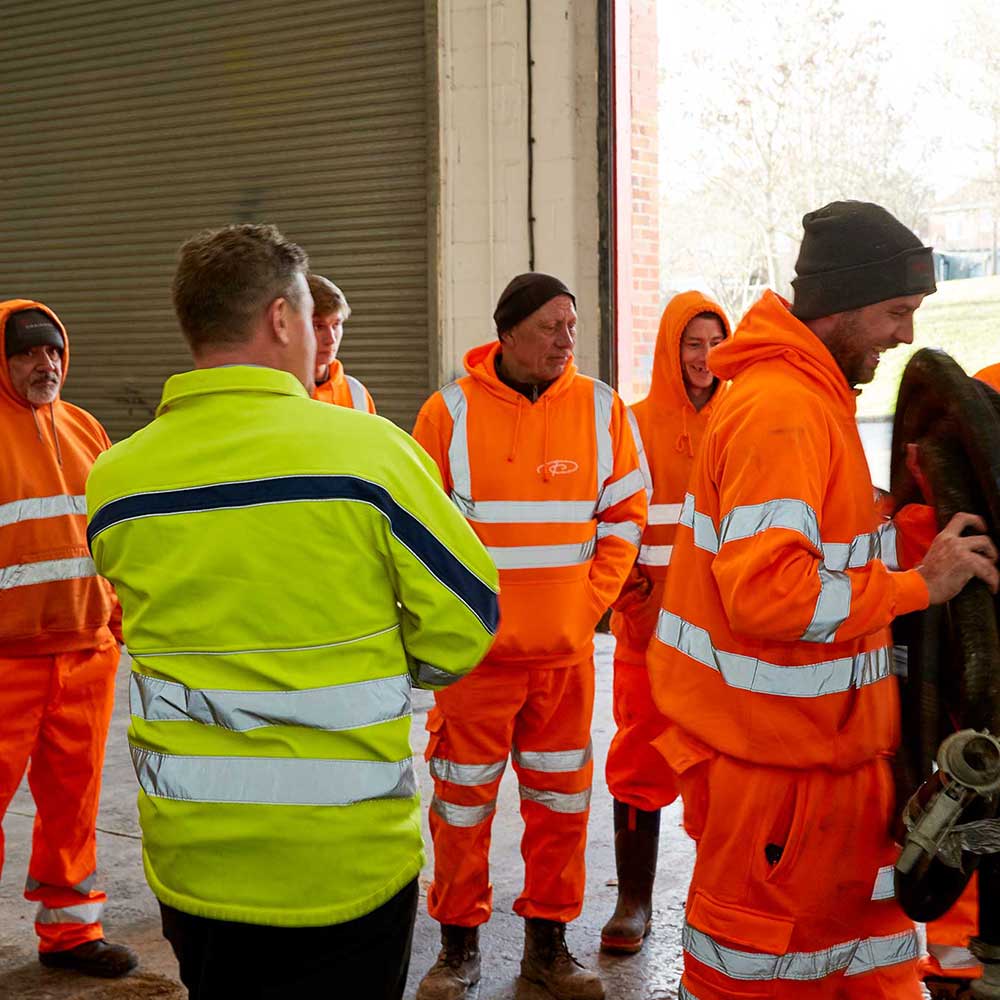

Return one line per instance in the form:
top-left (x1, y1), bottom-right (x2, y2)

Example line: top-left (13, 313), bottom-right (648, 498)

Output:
top-left (926, 179), bottom-right (999, 279)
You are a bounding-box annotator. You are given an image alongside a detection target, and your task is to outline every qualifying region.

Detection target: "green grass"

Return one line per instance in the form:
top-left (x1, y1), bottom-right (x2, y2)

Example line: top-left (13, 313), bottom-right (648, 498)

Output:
top-left (857, 275), bottom-right (1000, 417)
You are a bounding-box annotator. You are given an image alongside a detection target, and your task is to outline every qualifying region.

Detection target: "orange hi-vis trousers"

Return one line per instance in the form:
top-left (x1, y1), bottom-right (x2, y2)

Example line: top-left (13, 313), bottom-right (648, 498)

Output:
top-left (920, 876), bottom-right (982, 982)
top-left (425, 659), bottom-right (594, 927)
top-left (0, 644), bottom-right (118, 952)
top-left (606, 658), bottom-right (678, 812)
top-left (656, 725), bottom-right (923, 999)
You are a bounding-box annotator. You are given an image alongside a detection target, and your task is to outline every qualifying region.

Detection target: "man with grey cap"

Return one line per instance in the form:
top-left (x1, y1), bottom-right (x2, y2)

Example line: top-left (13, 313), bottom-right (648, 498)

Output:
top-left (646, 202), bottom-right (998, 1000)
top-left (412, 273), bottom-right (647, 999)
top-left (0, 299), bottom-right (137, 978)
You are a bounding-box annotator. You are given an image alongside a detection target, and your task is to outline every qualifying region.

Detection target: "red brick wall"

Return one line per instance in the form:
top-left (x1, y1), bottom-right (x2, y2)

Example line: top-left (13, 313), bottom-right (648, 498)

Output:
top-left (625, 0), bottom-right (660, 401)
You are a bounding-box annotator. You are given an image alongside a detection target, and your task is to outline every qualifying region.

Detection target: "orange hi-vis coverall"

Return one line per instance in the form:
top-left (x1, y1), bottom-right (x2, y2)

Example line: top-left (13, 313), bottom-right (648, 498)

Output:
top-left (0, 299), bottom-right (122, 954)
top-left (312, 359), bottom-right (376, 412)
top-left (608, 291), bottom-right (730, 813)
top-left (920, 360), bottom-right (1000, 988)
top-left (413, 341), bottom-right (647, 926)
top-left (648, 291), bottom-right (938, 999)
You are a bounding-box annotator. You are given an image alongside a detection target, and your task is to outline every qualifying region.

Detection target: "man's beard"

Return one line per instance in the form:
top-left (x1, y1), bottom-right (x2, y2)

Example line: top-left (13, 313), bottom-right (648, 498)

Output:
top-left (26, 379), bottom-right (59, 405)
top-left (823, 312), bottom-right (870, 387)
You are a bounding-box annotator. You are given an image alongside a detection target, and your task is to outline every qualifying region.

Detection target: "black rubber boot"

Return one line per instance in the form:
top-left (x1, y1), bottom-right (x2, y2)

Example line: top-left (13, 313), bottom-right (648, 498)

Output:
top-left (600, 800), bottom-right (660, 954)
top-left (519, 917), bottom-right (604, 999)
top-left (38, 938), bottom-right (138, 978)
top-left (416, 924), bottom-right (481, 1000)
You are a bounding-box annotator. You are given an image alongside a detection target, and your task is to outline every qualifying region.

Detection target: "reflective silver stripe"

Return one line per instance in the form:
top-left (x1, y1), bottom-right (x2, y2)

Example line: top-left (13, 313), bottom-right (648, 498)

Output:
top-left (345, 375), bottom-right (369, 411)
top-left (0, 493), bottom-right (86, 528)
top-left (441, 382), bottom-right (472, 501)
top-left (871, 864), bottom-right (895, 901)
top-left (453, 498), bottom-right (595, 524)
top-left (823, 522), bottom-right (900, 572)
top-left (680, 493), bottom-right (719, 554)
top-left (519, 785), bottom-right (591, 814)
top-left (626, 408), bottom-right (653, 499)
top-left (638, 544), bottom-right (672, 567)
top-left (431, 796), bottom-right (496, 827)
top-left (597, 521), bottom-right (641, 547)
top-left (35, 902), bottom-right (104, 925)
top-left (594, 381), bottom-right (615, 490)
top-left (130, 672), bottom-right (411, 733)
top-left (655, 610), bottom-right (892, 698)
top-left (411, 660), bottom-right (464, 689)
top-left (0, 556), bottom-right (96, 590)
top-left (648, 502), bottom-right (683, 525)
top-left (844, 930), bottom-right (919, 976)
top-left (927, 943), bottom-right (981, 971)
top-left (74, 873), bottom-right (97, 894)
top-left (719, 499), bottom-right (822, 551)
top-left (513, 742), bottom-right (592, 773)
top-left (683, 923), bottom-right (918, 981)
top-left (430, 757), bottom-right (506, 786)
top-left (596, 468), bottom-right (645, 514)
top-left (801, 566), bottom-right (852, 643)
top-left (488, 538), bottom-right (596, 570)
top-left (131, 747), bottom-right (417, 805)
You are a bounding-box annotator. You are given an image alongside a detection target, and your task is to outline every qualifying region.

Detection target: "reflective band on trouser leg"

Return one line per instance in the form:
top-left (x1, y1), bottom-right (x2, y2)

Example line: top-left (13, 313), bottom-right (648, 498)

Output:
top-left (924, 876), bottom-right (982, 978)
top-left (26, 645), bottom-right (118, 953)
top-left (512, 660), bottom-right (595, 923)
top-left (683, 923), bottom-right (919, 981)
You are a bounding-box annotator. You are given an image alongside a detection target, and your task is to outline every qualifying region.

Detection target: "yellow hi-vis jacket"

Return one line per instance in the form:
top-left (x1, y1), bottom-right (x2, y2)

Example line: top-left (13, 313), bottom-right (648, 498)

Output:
top-left (86, 366), bottom-right (499, 927)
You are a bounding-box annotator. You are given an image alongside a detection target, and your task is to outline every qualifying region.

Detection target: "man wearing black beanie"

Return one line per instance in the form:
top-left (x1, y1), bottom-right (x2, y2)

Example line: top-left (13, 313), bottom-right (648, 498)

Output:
top-left (411, 273), bottom-right (648, 1000)
top-left (643, 202), bottom-right (998, 1000)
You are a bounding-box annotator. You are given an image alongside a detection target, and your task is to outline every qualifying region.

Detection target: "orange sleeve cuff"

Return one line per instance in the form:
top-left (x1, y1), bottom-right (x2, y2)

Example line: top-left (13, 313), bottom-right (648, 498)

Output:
top-left (893, 568), bottom-right (930, 617)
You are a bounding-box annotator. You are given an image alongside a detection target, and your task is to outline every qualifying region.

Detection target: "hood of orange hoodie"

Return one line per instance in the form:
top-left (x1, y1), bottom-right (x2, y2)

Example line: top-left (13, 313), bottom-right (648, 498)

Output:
top-left (463, 340), bottom-right (578, 404)
top-left (646, 290), bottom-right (731, 413)
top-left (0, 298), bottom-right (70, 410)
top-left (710, 290), bottom-right (858, 413)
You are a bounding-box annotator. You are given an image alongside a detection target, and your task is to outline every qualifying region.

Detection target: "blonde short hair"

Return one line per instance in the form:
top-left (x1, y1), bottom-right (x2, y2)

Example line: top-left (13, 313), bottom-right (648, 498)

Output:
top-left (307, 273), bottom-right (351, 320)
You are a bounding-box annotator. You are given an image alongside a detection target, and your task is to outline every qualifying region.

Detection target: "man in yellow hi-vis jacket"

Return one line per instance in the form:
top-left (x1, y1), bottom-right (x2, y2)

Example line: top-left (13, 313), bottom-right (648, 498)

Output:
top-left (86, 223), bottom-right (500, 1000)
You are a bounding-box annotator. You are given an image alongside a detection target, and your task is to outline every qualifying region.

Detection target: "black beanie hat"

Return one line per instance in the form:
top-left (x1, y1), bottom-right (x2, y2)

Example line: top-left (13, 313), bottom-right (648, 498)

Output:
top-left (4, 308), bottom-right (65, 358)
top-left (790, 201), bottom-right (936, 320)
top-left (493, 272), bottom-right (575, 334)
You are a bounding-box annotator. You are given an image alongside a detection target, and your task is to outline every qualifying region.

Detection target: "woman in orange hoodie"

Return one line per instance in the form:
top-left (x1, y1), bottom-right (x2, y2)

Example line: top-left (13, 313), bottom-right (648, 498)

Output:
top-left (601, 291), bottom-right (730, 955)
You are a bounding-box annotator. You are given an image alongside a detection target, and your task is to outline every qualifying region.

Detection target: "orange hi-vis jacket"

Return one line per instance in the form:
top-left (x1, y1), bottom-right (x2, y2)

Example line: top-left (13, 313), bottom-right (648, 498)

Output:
top-left (0, 300), bottom-right (119, 656)
top-left (413, 341), bottom-right (647, 668)
top-left (611, 291), bottom-right (731, 666)
top-left (976, 362), bottom-right (1000, 391)
top-left (312, 359), bottom-right (375, 412)
top-left (649, 291), bottom-right (931, 771)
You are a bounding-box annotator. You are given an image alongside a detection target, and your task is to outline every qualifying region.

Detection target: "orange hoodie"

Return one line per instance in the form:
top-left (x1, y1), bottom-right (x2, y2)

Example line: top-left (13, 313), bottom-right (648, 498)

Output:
top-left (649, 291), bottom-right (930, 771)
top-left (0, 299), bottom-right (119, 655)
top-left (611, 291), bottom-right (731, 664)
top-left (976, 362), bottom-right (1000, 391)
top-left (414, 341), bottom-right (647, 669)
top-left (312, 359), bottom-right (376, 413)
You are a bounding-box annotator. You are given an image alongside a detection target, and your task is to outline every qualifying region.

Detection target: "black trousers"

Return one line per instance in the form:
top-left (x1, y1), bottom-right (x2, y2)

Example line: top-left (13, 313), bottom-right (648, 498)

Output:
top-left (160, 878), bottom-right (419, 999)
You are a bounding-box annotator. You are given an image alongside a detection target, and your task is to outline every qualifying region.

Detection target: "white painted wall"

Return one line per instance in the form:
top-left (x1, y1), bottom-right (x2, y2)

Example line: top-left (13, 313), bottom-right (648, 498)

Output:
top-left (434, 0), bottom-right (601, 386)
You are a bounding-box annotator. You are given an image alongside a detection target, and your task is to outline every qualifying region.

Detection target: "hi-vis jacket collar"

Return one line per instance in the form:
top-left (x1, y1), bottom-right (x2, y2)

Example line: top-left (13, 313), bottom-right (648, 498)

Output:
top-left (156, 365), bottom-right (309, 417)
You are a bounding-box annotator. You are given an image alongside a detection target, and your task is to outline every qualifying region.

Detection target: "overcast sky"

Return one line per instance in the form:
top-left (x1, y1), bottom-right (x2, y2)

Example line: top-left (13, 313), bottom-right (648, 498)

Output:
top-left (659, 0), bottom-right (992, 200)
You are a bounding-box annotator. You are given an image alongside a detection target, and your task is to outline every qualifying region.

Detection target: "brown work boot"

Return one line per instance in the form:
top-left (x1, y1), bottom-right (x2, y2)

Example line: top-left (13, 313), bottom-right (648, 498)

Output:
top-left (38, 938), bottom-right (138, 978)
top-left (600, 801), bottom-right (659, 954)
top-left (416, 924), bottom-right (481, 1000)
top-left (519, 918), bottom-right (605, 999)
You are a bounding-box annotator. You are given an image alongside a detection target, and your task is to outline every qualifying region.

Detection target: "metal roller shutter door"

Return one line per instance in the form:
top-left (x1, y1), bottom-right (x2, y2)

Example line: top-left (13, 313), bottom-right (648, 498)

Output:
top-left (0, 0), bottom-right (431, 439)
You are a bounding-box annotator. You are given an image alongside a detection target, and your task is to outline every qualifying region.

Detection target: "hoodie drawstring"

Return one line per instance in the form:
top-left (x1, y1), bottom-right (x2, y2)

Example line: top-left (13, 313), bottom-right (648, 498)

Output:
top-left (675, 406), bottom-right (694, 458)
top-left (541, 397), bottom-right (551, 482)
top-left (508, 397), bottom-right (524, 463)
top-left (49, 403), bottom-right (64, 467)
top-left (29, 403), bottom-right (63, 465)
